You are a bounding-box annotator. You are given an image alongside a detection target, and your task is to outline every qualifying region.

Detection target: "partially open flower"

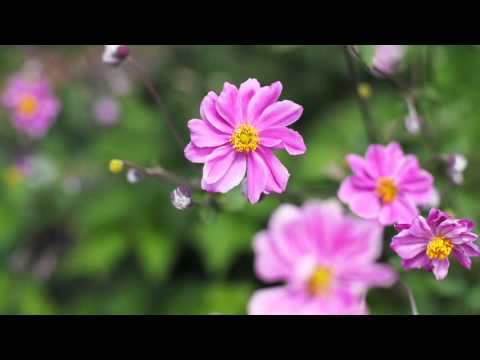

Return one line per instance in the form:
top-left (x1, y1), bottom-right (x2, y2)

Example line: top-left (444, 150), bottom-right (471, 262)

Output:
top-left (443, 154), bottom-right (468, 185)
top-left (170, 186), bottom-right (193, 211)
top-left (391, 208), bottom-right (480, 280)
top-left (102, 45), bottom-right (130, 66)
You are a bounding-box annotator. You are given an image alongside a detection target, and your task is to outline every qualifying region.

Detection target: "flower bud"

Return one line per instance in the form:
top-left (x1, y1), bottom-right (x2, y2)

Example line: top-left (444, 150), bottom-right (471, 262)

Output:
top-left (372, 45), bottom-right (406, 77)
top-left (404, 98), bottom-right (423, 135)
top-left (170, 186), bottom-right (193, 210)
top-left (127, 168), bottom-right (143, 184)
top-left (109, 159), bottom-right (124, 174)
top-left (102, 45), bottom-right (130, 66)
top-left (443, 154), bottom-right (468, 185)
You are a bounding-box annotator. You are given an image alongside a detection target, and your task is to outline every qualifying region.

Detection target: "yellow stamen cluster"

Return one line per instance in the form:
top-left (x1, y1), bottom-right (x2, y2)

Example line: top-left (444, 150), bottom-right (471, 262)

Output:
top-left (307, 267), bottom-right (332, 296)
top-left (376, 177), bottom-right (398, 204)
top-left (231, 124), bottom-right (259, 153)
top-left (18, 94), bottom-right (39, 117)
top-left (426, 237), bottom-right (453, 260)
top-left (109, 159), bottom-right (124, 174)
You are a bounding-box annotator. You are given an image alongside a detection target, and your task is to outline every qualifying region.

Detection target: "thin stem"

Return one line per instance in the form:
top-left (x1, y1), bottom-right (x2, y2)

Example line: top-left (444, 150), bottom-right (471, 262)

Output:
top-left (122, 160), bottom-right (201, 190)
top-left (342, 46), bottom-right (378, 143)
top-left (125, 57), bottom-right (186, 152)
top-left (400, 281), bottom-right (419, 315)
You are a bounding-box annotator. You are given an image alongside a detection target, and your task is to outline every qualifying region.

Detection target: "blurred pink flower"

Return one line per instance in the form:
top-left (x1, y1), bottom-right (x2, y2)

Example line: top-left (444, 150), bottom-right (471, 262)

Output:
top-left (2, 72), bottom-right (60, 138)
top-left (338, 142), bottom-right (435, 226)
top-left (248, 200), bottom-right (397, 315)
top-left (391, 208), bottom-right (480, 280)
top-left (372, 45), bottom-right (406, 76)
top-left (185, 79), bottom-right (306, 204)
top-left (94, 96), bottom-right (120, 127)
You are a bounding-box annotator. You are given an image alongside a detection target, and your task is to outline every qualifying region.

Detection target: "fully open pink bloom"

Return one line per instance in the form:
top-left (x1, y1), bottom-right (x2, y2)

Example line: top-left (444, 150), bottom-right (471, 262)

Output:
top-left (391, 208), bottom-right (480, 280)
top-left (338, 142), bottom-right (435, 226)
top-left (184, 79), bottom-right (306, 204)
top-left (248, 200), bottom-right (397, 315)
top-left (2, 73), bottom-right (60, 138)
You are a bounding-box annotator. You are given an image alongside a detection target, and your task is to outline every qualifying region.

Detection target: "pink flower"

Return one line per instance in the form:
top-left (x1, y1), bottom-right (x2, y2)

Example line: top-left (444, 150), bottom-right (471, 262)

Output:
top-left (2, 72), bottom-right (60, 138)
top-left (94, 96), bottom-right (121, 127)
top-left (372, 45), bottom-right (406, 76)
top-left (248, 200), bottom-right (397, 315)
top-left (338, 142), bottom-right (435, 226)
top-left (185, 79), bottom-right (306, 204)
top-left (391, 208), bottom-right (480, 280)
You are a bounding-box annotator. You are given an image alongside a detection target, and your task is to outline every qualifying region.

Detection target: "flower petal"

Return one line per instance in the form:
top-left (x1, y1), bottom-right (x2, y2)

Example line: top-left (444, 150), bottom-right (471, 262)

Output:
top-left (255, 100), bottom-right (303, 131)
top-left (432, 259), bottom-right (450, 280)
top-left (246, 151), bottom-right (268, 204)
top-left (184, 142), bottom-right (215, 163)
top-left (248, 287), bottom-right (308, 315)
top-left (253, 231), bottom-right (291, 282)
top-left (188, 119), bottom-right (230, 148)
top-left (453, 249), bottom-right (472, 269)
top-left (247, 81), bottom-right (282, 125)
top-left (201, 153), bottom-right (247, 193)
top-left (238, 78), bottom-right (261, 122)
top-left (203, 145), bottom-right (236, 184)
top-left (216, 82), bottom-right (241, 128)
top-left (257, 147), bottom-right (290, 194)
top-left (200, 91), bottom-right (233, 133)
top-left (349, 191), bottom-right (382, 220)
top-left (260, 127), bottom-right (306, 155)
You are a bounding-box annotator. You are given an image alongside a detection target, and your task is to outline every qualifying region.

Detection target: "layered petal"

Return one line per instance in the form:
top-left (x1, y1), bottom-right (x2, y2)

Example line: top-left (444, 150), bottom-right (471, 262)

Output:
top-left (184, 142), bottom-right (215, 163)
top-left (248, 287), bottom-right (307, 315)
top-left (260, 127), bottom-right (306, 155)
top-left (188, 119), bottom-right (230, 148)
top-left (203, 145), bottom-right (237, 184)
top-left (216, 82), bottom-right (241, 128)
top-left (200, 91), bottom-right (233, 133)
top-left (255, 100), bottom-right (303, 131)
top-left (201, 153), bottom-right (246, 193)
top-left (246, 151), bottom-right (268, 204)
top-left (247, 81), bottom-right (282, 124)
top-left (257, 147), bottom-right (290, 194)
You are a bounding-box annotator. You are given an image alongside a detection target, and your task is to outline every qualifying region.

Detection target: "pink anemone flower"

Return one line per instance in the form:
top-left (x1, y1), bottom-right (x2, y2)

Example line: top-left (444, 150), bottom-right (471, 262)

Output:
top-left (248, 200), bottom-right (397, 315)
top-left (338, 142), bottom-right (435, 226)
top-left (391, 208), bottom-right (480, 280)
top-left (184, 79), bottom-right (306, 204)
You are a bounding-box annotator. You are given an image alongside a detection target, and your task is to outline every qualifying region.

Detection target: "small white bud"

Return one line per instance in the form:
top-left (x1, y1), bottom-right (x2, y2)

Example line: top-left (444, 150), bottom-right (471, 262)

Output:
top-left (170, 186), bottom-right (193, 211)
top-left (103, 45), bottom-right (130, 66)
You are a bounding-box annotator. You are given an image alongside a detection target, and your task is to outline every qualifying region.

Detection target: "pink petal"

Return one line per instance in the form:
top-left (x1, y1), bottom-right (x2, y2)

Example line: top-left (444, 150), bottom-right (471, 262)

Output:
top-left (246, 151), bottom-right (268, 204)
top-left (253, 231), bottom-right (290, 282)
top-left (255, 100), bottom-right (303, 131)
top-left (216, 82), bottom-right (241, 128)
top-left (341, 264), bottom-right (397, 288)
top-left (201, 153), bottom-right (247, 193)
top-left (257, 147), bottom-right (290, 194)
top-left (203, 145), bottom-right (236, 184)
top-left (391, 235), bottom-right (427, 259)
top-left (402, 252), bottom-right (430, 270)
top-left (349, 191), bottom-right (382, 220)
top-left (184, 142), bottom-right (215, 164)
top-left (238, 79), bottom-right (261, 122)
top-left (188, 119), bottom-right (230, 148)
top-left (453, 249), bottom-right (472, 269)
top-left (200, 91), bottom-right (233, 134)
top-left (399, 169), bottom-right (434, 194)
top-left (346, 154), bottom-right (377, 182)
top-left (259, 127), bottom-right (306, 155)
top-left (379, 196), bottom-right (418, 225)
top-left (248, 287), bottom-right (307, 315)
top-left (247, 81), bottom-right (282, 125)
top-left (366, 144), bottom-right (388, 177)
top-left (432, 259), bottom-right (450, 280)
top-left (457, 242), bottom-right (480, 257)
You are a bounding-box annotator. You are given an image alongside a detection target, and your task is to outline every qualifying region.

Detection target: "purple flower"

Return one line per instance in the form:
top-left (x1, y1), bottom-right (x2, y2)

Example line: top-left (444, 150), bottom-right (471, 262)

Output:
top-left (2, 72), bottom-right (60, 138)
top-left (372, 45), bottom-right (406, 76)
top-left (94, 96), bottom-right (121, 127)
top-left (338, 142), bottom-right (435, 226)
top-left (185, 79), bottom-right (306, 204)
top-left (248, 200), bottom-right (397, 315)
top-left (391, 208), bottom-right (480, 280)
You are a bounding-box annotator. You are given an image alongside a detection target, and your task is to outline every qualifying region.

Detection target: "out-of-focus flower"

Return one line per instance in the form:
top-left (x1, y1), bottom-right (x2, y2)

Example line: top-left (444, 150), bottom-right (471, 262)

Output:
top-left (338, 142), bottom-right (435, 226)
top-left (2, 68), bottom-right (60, 138)
top-left (391, 208), bottom-right (480, 280)
top-left (248, 200), bottom-right (397, 315)
top-left (185, 79), bottom-right (306, 204)
top-left (372, 45), bottom-right (406, 76)
top-left (94, 96), bottom-right (121, 127)
top-left (170, 186), bottom-right (193, 210)
top-left (442, 153), bottom-right (468, 185)
top-left (103, 45), bottom-right (130, 66)
top-left (421, 187), bottom-right (441, 209)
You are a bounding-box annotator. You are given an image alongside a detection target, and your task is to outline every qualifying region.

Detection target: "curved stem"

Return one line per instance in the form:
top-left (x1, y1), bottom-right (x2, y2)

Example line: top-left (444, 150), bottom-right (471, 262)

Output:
top-left (400, 281), bottom-right (419, 315)
top-left (341, 46), bottom-right (378, 143)
top-left (125, 57), bottom-right (186, 152)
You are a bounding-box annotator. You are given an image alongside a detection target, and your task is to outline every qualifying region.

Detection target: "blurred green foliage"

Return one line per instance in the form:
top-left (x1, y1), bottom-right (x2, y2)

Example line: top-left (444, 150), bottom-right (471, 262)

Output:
top-left (0, 45), bottom-right (479, 315)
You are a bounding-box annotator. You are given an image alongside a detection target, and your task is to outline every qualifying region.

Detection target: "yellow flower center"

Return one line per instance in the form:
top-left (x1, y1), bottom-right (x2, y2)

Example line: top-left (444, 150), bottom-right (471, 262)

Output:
top-left (426, 237), bottom-right (453, 260)
top-left (18, 94), bottom-right (39, 117)
top-left (231, 124), bottom-right (259, 153)
top-left (307, 266), bottom-right (332, 296)
top-left (376, 177), bottom-right (398, 204)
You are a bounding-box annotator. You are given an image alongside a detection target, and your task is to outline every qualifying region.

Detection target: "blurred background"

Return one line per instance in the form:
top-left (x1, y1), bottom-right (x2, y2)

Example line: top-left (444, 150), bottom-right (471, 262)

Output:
top-left (0, 45), bottom-right (479, 315)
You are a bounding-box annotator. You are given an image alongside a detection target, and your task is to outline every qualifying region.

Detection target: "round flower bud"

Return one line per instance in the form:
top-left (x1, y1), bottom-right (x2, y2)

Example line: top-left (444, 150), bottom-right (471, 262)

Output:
top-left (109, 159), bottom-right (124, 174)
top-left (170, 186), bottom-right (193, 211)
top-left (103, 45), bottom-right (130, 66)
top-left (127, 168), bottom-right (143, 184)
